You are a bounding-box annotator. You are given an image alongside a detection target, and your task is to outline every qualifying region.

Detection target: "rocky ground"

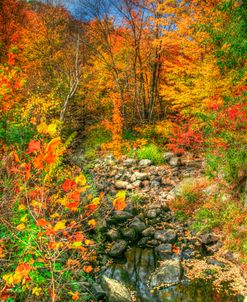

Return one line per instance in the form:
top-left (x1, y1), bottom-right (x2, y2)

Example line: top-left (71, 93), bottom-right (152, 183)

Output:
top-left (73, 152), bottom-right (247, 302)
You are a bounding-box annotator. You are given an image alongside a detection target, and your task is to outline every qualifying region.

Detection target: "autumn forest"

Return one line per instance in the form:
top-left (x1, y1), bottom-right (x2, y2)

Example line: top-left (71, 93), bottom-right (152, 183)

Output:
top-left (0, 0), bottom-right (246, 301)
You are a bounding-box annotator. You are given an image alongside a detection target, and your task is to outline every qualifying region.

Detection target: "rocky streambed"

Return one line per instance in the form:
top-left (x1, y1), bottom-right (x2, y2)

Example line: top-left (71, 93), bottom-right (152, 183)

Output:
top-left (74, 153), bottom-right (247, 302)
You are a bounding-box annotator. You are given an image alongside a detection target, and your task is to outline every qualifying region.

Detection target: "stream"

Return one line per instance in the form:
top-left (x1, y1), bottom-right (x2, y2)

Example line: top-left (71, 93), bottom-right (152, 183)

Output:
top-left (102, 247), bottom-right (244, 302)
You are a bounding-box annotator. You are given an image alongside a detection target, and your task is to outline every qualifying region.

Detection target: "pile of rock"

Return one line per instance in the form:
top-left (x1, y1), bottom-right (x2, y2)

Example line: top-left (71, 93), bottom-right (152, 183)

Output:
top-left (88, 153), bottom-right (203, 205)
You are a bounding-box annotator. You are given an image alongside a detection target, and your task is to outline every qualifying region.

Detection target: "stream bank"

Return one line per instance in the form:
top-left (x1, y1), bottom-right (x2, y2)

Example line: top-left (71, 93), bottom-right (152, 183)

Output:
top-left (73, 152), bottom-right (247, 301)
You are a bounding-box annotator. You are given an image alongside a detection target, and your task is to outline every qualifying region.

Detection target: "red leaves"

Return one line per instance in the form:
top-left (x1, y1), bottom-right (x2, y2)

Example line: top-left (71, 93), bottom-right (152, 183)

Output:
top-left (66, 202), bottom-right (80, 210)
top-left (36, 219), bottom-right (50, 228)
top-left (15, 263), bottom-right (31, 277)
top-left (62, 179), bottom-right (77, 192)
top-left (67, 191), bottom-right (80, 201)
top-left (26, 140), bottom-right (41, 154)
top-left (168, 121), bottom-right (204, 155)
top-left (84, 204), bottom-right (97, 216)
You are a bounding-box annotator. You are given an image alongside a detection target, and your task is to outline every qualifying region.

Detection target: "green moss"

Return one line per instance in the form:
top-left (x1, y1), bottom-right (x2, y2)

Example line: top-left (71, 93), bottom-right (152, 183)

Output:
top-left (136, 144), bottom-right (164, 165)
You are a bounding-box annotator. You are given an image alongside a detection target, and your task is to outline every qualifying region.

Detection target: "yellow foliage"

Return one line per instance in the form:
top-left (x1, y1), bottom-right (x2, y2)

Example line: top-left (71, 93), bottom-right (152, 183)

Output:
top-left (53, 220), bottom-right (66, 231)
top-left (16, 223), bottom-right (26, 231)
top-left (32, 287), bottom-right (42, 296)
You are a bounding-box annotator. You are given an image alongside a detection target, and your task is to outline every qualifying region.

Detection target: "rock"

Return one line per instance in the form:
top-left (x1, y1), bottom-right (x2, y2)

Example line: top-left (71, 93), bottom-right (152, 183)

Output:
top-left (223, 250), bottom-right (235, 262)
top-left (151, 180), bottom-right (161, 187)
top-left (105, 154), bottom-right (115, 161)
top-left (149, 239), bottom-right (159, 246)
top-left (115, 180), bottom-right (129, 189)
top-left (150, 259), bottom-right (182, 287)
top-left (169, 156), bottom-right (181, 167)
top-left (130, 174), bottom-right (137, 182)
top-left (163, 152), bottom-right (175, 161)
top-left (107, 229), bottom-right (121, 241)
top-left (124, 205), bottom-right (138, 215)
top-left (155, 243), bottom-right (173, 260)
top-left (129, 217), bottom-right (147, 233)
top-left (101, 276), bottom-right (132, 302)
top-left (132, 180), bottom-right (141, 188)
top-left (121, 228), bottom-right (136, 241)
top-left (184, 159), bottom-right (202, 168)
top-left (207, 258), bottom-right (225, 267)
top-left (126, 184), bottom-right (134, 190)
top-left (146, 209), bottom-right (157, 219)
top-left (154, 229), bottom-right (177, 243)
top-left (181, 249), bottom-right (194, 260)
top-left (206, 241), bottom-right (223, 253)
top-left (123, 158), bottom-right (136, 167)
top-left (134, 172), bottom-right (149, 180)
top-left (201, 233), bottom-right (219, 245)
top-left (109, 211), bottom-right (134, 224)
top-left (142, 226), bottom-right (155, 237)
top-left (109, 240), bottom-right (128, 257)
top-left (122, 172), bottom-right (131, 181)
top-left (142, 180), bottom-right (150, 187)
top-left (139, 159), bottom-right (152, 167)
top-left (138, 237), bottom-right (150, 247)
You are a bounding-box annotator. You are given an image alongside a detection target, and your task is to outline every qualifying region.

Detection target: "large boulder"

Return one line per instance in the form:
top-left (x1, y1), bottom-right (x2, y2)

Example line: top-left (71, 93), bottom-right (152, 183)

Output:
top-left (109, 211), bottom-right (134, 224)
top-left (109, 240), bottom-right (128, 257)
top-left (106, 229), bottom-right (121, 241)
top-left (129, 217), bottom-right (147, 233)
top-left (101, 276), bottom-right (132, 302)
top-left (150, 259), bottom-right (182, 287)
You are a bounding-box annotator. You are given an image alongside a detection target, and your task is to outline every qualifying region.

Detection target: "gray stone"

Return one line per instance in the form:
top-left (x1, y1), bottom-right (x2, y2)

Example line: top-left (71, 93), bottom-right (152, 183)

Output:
top-left (134, 172), bottom-right (149, 180)
top-left (201, 233), bottom-right (219, 245)
top-left (146, 209), bottom-right (157, 219)
top-left (132, 180), bottom-right (141, 188)
top-left (151, 180), bottom-right (161, 187)
top-left (163, 152), bottom-right (175, 161)
top-left (126, 184), bottom-right (134, 190)
top-left (150, 259), bottom-right (182, 287)
top-left (123, 158), bottom-right (136, 167)
top-left (142, 180), bottom-right (150, 187)
top-left (138, 237), bottom-right (150, 247)
top-left (169, 156), bottom-right (181, 167)
top-left (207, 258), bottom-right (225, 267)
top-left (154, 229), bottom-right (177, 243)
top-left (109, 240), bottom-right (128, 257)
top-left (121, 228), bottom-right (136, 241)
top-left (107, 229), bottom-right (121, 241)
top-left (101, 276), bottom-right (132, 302)
top-left (139, 159), bottom-right (153, 167)
top-left (115, 180), bottom-right (129, 189)
top-left (105, 154), bottom-right (115, 161)
top-left (129, 217), bottom-right (147, 233)
top-left (130, 174), bottom-right (137, 182)
top-left (142, 226), bottom-right (155, 237)
top-left (109, 211), bottom-right (134, 224)
top-left (155, 244), bottom-right (173, 260)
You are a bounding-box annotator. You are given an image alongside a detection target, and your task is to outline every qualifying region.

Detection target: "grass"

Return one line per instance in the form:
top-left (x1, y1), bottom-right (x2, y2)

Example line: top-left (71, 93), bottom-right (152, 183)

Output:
top-left (83, 125), bottom-right (111, 160)
top-left (136, 143), bottom-right (164, 165)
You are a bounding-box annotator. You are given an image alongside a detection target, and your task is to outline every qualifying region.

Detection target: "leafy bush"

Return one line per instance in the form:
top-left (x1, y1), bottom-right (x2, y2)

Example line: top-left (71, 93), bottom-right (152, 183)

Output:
top-left (0, 120), bottom-right (36, 146)
top-left (136, 143), bottom-right (164, 165)
top-left (206, 147), bottom-right (246, 183)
